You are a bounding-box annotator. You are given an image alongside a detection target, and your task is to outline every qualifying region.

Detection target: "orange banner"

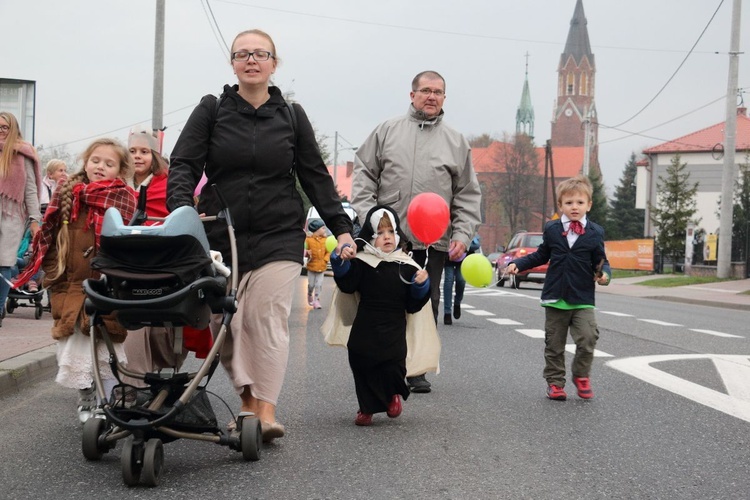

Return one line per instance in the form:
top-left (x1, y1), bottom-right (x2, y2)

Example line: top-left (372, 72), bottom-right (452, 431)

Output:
top-left (604, 239), bottom-right (654, 271)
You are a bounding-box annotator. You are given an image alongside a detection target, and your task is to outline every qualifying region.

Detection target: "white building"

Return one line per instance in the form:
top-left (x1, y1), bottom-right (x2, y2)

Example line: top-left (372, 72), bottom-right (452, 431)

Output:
top-left (637, 107), bottom-right (750, 237)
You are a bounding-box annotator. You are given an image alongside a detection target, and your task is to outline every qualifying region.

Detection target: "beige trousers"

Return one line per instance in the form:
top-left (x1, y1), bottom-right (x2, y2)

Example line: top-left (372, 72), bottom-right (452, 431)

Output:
top-left (217, 260), bottom-right (300, 405)
top-left (122, 327), bottom-right (187, 387)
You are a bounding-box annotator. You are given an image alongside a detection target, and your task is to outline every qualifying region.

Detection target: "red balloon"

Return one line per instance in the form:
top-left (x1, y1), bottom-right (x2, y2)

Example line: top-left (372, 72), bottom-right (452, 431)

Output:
top-left (407, 193), bottom-right (450, 245)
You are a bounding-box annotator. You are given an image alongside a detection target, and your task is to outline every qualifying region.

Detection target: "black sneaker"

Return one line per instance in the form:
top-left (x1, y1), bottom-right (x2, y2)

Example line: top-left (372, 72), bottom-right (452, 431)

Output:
top-left (408, 374), bottom-right (432, 393)
top-left (453, 302), bottom-right (461, 319)
top-left (443, 313), bottom-right (452, 325)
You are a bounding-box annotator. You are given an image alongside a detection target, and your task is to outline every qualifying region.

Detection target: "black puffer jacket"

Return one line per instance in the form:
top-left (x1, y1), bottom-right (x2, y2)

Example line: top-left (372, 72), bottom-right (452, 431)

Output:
top-left (168, 85), bottom-right (352, 273)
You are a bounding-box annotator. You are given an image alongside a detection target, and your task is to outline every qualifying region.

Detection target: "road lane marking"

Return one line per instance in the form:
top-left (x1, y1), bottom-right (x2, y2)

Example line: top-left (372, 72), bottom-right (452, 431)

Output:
top-left (690, 329), bottom-right (744, 339)
top-left (607, 354), bottom-right (750, 424)
top-left (565, 344), bottom-right (613, 357)
top-left (466, 310), bottom-right (495, 316)
top-left (638, 319), bottom-right (684, 327)
top-left (487, 318), bottom-right (523, 326)
top-left (599, 311), bottom-right (634, 317)
top-left (517, 329), bottom-right (545, 338)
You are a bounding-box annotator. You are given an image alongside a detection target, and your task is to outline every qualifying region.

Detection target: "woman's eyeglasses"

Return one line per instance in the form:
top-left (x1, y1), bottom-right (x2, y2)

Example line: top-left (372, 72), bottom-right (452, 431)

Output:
top-left (231, 50), bottom-right (275, 62)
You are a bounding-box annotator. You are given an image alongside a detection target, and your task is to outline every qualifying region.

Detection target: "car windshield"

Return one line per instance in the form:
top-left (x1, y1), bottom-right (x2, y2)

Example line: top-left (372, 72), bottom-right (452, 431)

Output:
top-left (524, 235), bottom-right (543, 248)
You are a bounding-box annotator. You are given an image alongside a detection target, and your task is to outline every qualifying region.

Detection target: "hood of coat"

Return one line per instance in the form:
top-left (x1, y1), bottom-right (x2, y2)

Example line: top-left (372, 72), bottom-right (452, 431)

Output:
top-left (408, 104), bottom-right (444, 129)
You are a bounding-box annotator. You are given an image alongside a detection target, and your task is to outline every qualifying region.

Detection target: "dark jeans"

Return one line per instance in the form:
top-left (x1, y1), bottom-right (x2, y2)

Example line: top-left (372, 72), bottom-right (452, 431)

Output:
top-left (443, 263), bottom-right (465, 314)
top-left (410, 248), bottom-right (447, 323)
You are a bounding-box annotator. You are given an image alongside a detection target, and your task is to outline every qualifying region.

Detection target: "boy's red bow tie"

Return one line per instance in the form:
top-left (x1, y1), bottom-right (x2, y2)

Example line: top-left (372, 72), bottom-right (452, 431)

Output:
top-left (564, 220), bottom-right (585, 236)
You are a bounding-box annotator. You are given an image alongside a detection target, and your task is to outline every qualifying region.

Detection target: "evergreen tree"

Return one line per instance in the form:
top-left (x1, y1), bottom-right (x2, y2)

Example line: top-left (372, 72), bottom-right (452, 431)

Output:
top-left (729, 153), bottom-right (750, 260)
top-left (649, 153), bottom-right (699, 263)
top-left (606, 153), bottom-right (645, 240)
top-left (587, 167), bottom-right (609, 230)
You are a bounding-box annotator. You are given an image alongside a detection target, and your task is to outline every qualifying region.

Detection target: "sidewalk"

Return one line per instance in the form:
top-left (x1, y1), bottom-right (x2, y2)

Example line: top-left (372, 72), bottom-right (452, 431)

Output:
top-left (2, 276), bottom-right (750, 399)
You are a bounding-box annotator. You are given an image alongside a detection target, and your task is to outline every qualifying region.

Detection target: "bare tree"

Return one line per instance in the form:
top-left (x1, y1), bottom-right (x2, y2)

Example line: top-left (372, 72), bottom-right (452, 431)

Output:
top-left (467, 133), bottom-right (494, 148)
top-left (493, 133), bottom-right (541, 233)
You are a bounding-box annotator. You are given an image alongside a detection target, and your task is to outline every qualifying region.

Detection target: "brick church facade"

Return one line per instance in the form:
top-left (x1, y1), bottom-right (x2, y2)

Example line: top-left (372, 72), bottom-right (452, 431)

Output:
top-left (474, 0), bottom-right (598, 253)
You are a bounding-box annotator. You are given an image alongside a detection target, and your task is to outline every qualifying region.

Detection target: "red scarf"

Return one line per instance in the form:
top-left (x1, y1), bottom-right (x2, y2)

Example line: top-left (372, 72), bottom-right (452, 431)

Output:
top-left (13, 179), bottom-right (137, 288)
top-left (0, 140), bottom-right (42, 215)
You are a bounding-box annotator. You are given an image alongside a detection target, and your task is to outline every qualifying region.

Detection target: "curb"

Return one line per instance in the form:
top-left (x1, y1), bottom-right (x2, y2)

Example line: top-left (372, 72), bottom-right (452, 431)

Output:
top-left (0, 345), bottom-right (57, 399)
top-left (650, 296), bottom-right (750, 312)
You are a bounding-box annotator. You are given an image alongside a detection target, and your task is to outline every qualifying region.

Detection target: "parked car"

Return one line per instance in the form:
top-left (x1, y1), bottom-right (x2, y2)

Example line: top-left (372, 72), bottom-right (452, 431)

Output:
top-left (495, 231), bottom-right (548, 288)
top-left (486, 252), bottom-right (502, 268)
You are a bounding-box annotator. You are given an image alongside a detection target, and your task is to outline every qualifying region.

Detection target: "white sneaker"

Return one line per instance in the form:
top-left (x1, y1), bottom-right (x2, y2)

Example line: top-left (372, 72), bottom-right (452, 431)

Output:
top-left (77, 385), bottom-right (97, 424)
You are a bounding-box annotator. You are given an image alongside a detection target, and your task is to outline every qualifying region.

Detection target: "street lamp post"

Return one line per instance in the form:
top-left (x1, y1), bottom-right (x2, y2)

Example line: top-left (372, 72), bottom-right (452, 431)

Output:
top-left (332, 131), bottom-right (357, 188)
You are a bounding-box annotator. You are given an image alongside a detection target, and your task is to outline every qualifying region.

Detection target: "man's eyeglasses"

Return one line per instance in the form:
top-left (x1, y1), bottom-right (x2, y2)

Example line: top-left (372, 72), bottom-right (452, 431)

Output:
top-left (416, 88), bottom-right (445, 97)
top-left (0, 125), bottom-right (9, 132)
top-left (231, 50), bottom-right (275, 62)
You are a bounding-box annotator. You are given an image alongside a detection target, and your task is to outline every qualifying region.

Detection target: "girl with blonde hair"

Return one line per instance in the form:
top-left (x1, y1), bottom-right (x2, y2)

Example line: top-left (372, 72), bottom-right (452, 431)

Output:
top-left (15, 137), bottom-right (137, 422)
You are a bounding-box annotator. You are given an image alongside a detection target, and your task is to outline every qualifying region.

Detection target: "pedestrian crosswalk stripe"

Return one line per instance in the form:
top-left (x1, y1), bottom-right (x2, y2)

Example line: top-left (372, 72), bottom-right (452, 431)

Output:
top-left (690, 329), bottom-right (744, 339)
top-left (516, 329), bottom-right (545, 338)
top-left (565, 344), bottom-right (613, 357)
top-left (599, 311), bottom-right (634, 317)
top-left (488, 318), bottom-right (523, 326)
top-left (639, 319), bottom-right (683, 327)
top-left (466, 310), bottom-right (495, 316)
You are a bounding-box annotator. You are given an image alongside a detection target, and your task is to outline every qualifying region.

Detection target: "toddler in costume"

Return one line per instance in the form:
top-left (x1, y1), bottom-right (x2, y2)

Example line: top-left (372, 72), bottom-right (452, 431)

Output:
top-left (329, 205), bottom-right (431, 426)
top-left (304, 218), bottom-right (330, 309)
top-left (14, 138), bottom-right (137, 422)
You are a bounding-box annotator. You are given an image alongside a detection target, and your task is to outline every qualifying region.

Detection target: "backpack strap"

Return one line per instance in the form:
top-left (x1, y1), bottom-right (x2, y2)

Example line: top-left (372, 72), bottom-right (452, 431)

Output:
top-left (284, 101), bottom-right (298, 175)
top-left (209, 94), bottom-right (298, 173)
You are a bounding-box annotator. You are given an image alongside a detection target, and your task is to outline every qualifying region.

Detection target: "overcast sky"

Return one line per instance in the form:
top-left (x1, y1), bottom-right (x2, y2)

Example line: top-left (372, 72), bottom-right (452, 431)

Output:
top-left (3, 0), bottom-right (748, 190)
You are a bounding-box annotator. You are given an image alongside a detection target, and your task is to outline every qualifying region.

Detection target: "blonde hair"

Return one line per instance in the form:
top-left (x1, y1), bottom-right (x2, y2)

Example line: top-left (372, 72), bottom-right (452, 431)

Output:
top-left (230, 29), bottom-right (280, 63)
top-left (378, 214), bottom-right (394, 230)
top-left (46, 138), bottom-right (133, 281)
top-left (0, 111), bottom-right (27, 178)
top-left (556, 174), bottom-right (593, 206)
top-left (45, 159), bottom-right (67, 176)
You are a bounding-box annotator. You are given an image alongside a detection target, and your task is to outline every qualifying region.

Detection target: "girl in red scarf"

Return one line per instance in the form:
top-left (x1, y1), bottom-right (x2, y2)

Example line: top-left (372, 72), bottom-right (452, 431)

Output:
top-left (15, 138), bottom-right (137, 423)
top-left (0, 112), bottom-right (42, 327)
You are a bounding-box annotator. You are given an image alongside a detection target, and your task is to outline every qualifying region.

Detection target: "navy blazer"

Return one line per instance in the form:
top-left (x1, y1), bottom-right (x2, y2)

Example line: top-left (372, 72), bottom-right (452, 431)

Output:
top-left (512, 219), bottom-right (610, 306)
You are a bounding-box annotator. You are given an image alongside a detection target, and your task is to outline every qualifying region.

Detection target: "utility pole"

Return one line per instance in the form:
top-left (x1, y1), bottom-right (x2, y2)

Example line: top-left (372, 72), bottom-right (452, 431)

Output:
top-left (152, 0), bottom-right (165, 134)
top-left (717, 0), bottom-right (742, 278)
top-left (582, 109), bottom-right (591, 176)
top-left (333, 131), bottom-right (339, 187)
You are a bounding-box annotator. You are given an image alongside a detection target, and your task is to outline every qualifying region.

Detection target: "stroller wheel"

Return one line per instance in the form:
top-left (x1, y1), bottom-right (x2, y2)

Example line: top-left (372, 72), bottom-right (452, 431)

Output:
top-left (82, 417), bottom-right (108, 461)
top-left (142, 439), bottom-right (164, 487)
top-left (6, 299), bottom-right (16, 315)
top-left (121, 437), bottom-right (143, 486)
top-left (240, 416), bottom-right (262, 461)
top-left (35, 303), bottom-right (43, 319)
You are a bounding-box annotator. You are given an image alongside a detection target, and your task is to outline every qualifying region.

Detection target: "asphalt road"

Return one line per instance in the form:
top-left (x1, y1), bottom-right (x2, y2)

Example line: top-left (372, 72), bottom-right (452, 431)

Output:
top-left (1, 277), bottom-right (749, 499)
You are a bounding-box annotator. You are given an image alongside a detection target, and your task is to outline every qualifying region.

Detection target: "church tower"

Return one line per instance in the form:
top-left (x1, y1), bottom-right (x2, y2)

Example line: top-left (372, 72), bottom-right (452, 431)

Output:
top-left (551, 0), bottom-right (598, 170)
top-left (516, 53), bottom-right (535, 139)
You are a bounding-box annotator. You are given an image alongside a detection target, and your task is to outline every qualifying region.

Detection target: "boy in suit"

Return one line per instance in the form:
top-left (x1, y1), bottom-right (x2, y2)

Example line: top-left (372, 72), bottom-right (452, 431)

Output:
top-left (507, 175), bottom-right (610, 400)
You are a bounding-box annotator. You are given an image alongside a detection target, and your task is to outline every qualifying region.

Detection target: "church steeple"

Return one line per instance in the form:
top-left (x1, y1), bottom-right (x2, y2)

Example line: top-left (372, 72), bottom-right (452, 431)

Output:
top-left (516, 52), bottom-right (535, 139)
top-left (551, 0), bottom-right (597, 166)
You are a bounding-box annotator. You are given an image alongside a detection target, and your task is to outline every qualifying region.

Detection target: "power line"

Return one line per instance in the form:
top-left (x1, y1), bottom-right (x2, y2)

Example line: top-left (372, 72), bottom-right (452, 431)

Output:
top-left (48, 103), bottom-right (199, 148)
top-left (201, 0), bottom-right (230, 61)
top-left (599, 94), bottom-right (727, 145)
top-left (608, 0), bottom-right (725, 129)
top-left (213, 0), bottom-right (721, 55)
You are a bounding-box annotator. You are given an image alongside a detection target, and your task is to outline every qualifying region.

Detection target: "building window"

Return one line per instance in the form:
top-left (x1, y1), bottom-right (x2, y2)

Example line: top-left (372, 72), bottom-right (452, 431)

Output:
top-left (566, 74), bottom-right (575, 95)
top-left (580, 73), bottom-right (588, 96)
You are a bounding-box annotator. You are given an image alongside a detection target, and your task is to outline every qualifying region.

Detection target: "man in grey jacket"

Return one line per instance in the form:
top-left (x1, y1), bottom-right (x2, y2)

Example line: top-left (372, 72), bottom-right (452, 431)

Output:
top-left (352, 70), bottom-right (482, 393)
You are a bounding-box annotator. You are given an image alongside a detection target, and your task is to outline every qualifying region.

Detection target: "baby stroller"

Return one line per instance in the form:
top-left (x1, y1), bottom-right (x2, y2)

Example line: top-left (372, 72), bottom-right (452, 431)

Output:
top-left (80, 187), bottom-right (261, 487)
top-left (4, 285), bottom-right (46, 319)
